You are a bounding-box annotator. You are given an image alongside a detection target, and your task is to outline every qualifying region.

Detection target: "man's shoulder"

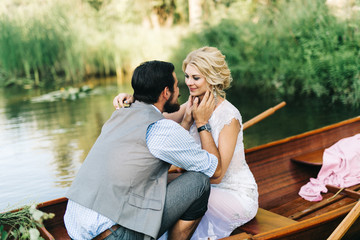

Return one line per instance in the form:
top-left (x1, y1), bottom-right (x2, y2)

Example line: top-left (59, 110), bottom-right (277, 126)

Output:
top-left (148, 119), bottom-right (187, 139)
top-left (153, 118), bottom-right (182, 128)
top-left (127, 102), bottom-right (164, 120)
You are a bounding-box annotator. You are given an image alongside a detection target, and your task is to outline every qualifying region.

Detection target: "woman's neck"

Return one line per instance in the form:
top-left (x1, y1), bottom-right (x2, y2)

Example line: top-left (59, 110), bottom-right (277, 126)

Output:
top-left (197, 94), bottom-right (223, 108)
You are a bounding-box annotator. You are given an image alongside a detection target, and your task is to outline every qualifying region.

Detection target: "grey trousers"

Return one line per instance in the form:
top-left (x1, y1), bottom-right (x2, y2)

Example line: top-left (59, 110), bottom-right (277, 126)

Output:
top-left (104, 171), bottom-right (211, 240)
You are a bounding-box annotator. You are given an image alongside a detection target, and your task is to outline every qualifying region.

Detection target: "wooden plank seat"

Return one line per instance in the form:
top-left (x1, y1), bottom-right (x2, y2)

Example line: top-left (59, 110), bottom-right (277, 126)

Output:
top-left (239, 208), bottom-right (298, 235)
top-left (291, 148), bottom-right (324, 166)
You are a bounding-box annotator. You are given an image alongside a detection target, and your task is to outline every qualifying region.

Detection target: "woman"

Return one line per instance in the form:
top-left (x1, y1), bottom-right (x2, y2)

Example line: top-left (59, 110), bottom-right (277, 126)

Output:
top-left (113, 47), bottom-right (258, 239)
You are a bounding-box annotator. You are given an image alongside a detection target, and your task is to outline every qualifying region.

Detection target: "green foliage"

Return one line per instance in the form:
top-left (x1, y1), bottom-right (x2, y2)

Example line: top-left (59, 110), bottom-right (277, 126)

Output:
top-left (0, 0), bottom-right (188, 88)
top-left (0, 1), bottom-right (83, 86)
top-left (0, 0), bottom-right (359, 106)
top-left (0, 225), bottom-right (9, 240)
top-left (0, 204), bottom-right (54, 240)
top-left (86, 0), bottom-right (104, 10)
top-left (172, 0), bottom-right (360, 106)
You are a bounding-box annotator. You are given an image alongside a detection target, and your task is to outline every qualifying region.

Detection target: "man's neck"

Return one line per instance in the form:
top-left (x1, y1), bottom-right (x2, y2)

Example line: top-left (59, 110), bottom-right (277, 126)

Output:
top-left (153, 102), bottom-right (163, 113)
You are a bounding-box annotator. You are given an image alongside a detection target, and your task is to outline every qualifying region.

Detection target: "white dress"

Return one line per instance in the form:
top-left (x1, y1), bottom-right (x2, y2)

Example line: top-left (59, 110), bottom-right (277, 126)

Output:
top-left (189, 100), bottom-right (258, 239)
top-left (159, 100), bottom-right (258, 240)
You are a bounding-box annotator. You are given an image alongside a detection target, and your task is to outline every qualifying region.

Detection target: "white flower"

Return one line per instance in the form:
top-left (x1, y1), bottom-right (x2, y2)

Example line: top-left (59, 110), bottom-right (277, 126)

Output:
top-left (29, 228), bottom-right (40, 240)
top-left (31, 209), bottom-right (44, 222)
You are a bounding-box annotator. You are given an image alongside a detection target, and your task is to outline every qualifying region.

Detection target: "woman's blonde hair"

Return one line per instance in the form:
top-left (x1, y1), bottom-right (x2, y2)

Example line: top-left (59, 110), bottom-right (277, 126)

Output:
top-left (182, 46), bottom-right (233, 98)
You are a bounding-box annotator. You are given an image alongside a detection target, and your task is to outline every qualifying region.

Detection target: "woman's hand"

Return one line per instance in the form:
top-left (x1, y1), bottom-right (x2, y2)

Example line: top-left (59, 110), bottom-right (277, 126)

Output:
top-left (192, 91), bottom-right (216, 127)
top-left (113, 93), bottom-right (134, 109)
top-left (168, 165), bottom-right (185, 174)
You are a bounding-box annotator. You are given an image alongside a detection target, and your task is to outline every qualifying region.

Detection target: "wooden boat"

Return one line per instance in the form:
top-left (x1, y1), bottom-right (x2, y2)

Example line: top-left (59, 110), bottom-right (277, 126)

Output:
top-left (21, 116), bottom-right (360, 239)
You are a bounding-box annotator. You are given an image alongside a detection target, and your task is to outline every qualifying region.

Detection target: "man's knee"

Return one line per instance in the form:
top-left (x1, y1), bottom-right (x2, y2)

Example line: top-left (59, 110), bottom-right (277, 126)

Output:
top-left (184, 171), bottom-right (210, 195)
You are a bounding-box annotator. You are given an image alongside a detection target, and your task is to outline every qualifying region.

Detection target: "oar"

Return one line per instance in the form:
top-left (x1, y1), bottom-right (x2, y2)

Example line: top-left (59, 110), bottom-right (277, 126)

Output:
top-left (327, 199), bottom-right (360, 240)
top-left (243, 101), bottom-right (286, 130)
top-left (169, 101), bottom-right (286, 173)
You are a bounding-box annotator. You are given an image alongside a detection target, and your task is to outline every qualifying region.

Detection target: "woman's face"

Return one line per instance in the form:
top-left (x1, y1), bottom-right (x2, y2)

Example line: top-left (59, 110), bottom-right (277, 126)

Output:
top-left (184, 64), bottom-right (209, 98)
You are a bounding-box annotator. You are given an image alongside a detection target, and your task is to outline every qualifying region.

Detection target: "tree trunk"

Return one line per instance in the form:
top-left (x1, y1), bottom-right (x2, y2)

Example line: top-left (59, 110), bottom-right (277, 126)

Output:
top-left (188, 0), bottom-right (202, 28)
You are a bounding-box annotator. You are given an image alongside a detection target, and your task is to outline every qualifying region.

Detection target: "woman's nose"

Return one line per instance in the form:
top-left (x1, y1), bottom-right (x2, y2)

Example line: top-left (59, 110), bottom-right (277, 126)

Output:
top-left (186, 78), bottom-right (193, 85)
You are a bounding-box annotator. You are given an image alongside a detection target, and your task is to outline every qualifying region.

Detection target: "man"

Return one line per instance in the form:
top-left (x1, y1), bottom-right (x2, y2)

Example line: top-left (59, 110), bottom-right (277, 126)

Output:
top-left (64, 60), bottom-right (221, 240)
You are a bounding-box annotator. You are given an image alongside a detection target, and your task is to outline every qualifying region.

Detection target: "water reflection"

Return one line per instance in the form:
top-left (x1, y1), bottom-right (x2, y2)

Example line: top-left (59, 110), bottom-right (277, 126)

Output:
top-left (227, 86), bottom-right (359, 148)
top-left (0, 80), bottom-right (358, 211)
top-left (0, 80), bottom-right (131, 210)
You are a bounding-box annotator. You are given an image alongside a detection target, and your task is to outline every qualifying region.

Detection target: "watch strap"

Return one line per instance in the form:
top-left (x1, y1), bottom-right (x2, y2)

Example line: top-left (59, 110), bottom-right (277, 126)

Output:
top-left (197, 123), bottom-right (211, 133)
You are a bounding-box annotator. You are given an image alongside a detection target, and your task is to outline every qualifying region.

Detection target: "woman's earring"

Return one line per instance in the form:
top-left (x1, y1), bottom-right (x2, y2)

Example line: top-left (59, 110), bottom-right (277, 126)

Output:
top-left (213, 87), bottom-right (218, 106)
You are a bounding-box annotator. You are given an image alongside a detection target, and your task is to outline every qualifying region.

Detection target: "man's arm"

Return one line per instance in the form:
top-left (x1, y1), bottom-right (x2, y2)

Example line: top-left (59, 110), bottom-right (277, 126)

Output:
top-left (146, 119), bottom-right (218, 177)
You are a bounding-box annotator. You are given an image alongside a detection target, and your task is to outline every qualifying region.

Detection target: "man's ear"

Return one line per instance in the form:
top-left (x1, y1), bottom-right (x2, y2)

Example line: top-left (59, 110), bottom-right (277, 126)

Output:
top-left (163, 87), bottom-right (171, 100)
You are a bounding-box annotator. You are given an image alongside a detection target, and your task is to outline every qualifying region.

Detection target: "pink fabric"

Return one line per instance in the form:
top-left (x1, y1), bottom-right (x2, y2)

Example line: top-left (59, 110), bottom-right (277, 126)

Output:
top-left (299, 133), bottom-right (360, 201)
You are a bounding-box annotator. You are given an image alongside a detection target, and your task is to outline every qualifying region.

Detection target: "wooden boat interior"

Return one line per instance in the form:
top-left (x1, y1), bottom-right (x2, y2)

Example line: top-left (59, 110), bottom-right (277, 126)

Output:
top-left (35, 116), bottom-right (360, 240)
top-left (225, 116), bottom-right (360, 239)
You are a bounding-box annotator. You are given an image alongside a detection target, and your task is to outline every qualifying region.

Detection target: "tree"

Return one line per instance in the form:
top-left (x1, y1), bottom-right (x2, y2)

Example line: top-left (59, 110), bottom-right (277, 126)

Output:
top-left (189, 0), bottom-right (203, 28)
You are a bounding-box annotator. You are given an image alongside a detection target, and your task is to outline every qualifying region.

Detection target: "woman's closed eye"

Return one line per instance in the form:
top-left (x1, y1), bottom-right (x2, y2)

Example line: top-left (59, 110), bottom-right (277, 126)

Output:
top-left (185, 74), bottom-right (200, 81)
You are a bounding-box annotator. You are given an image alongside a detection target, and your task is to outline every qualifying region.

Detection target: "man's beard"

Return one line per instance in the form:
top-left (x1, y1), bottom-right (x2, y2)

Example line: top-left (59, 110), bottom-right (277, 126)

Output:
top-left (163, 93), bottom-right (180, 113)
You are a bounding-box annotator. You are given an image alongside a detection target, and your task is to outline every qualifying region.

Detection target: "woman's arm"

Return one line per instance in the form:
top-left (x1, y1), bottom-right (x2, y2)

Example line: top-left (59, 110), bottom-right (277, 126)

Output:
top-left (192, 91), bottom-right (222, 179)
top-left (113, 92), bottom-right (188, 123)
top-left (210, 118), bottom-right (240, 184)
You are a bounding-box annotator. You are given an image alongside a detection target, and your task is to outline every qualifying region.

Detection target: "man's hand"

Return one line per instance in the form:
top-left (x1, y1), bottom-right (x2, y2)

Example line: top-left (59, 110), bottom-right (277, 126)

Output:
top-left (192, 91), bottom-right (216, 127)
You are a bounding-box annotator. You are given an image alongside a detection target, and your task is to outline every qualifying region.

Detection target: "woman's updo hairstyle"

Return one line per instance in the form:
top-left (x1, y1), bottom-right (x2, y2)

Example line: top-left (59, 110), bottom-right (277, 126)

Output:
top-left (182, 46), bottom-right (233, 98)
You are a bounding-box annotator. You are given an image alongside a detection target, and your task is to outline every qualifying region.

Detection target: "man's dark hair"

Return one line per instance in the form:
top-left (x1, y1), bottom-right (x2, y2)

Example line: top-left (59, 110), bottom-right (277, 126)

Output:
top-left (132, 60), bottom-right (175, 104)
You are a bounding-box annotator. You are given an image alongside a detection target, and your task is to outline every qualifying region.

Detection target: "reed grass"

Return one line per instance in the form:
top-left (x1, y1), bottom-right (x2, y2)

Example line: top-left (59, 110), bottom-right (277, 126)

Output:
top-left (0, 0), bottom-right (187, 88)
top-left (0, 1), bottom-right (83, 87)
top-left (0, 0), bottom-right (359, 106)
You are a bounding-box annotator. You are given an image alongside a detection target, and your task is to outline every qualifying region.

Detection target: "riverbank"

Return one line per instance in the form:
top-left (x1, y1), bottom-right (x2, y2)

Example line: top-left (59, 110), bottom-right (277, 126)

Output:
top-left (0, 0), bottom-right (360, 106)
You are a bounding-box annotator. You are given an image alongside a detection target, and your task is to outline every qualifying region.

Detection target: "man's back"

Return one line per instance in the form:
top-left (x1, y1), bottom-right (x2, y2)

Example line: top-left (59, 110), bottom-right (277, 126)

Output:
top-left (66, 102), bottom-right (168, 238)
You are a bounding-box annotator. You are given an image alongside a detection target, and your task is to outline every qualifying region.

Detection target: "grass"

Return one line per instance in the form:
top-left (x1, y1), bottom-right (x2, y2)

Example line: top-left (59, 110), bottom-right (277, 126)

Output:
top-left (0, 0), bottom-right (187, 87)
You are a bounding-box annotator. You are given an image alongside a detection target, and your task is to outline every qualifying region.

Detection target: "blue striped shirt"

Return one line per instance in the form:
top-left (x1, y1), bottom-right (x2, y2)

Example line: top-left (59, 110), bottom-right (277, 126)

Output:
top-left (64, 114), bottom-right (218, 240)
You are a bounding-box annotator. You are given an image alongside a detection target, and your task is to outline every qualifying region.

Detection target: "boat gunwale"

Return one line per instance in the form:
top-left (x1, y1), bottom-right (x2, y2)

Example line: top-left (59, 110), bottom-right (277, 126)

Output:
top-left (245, 115), bottom-right (360, 154)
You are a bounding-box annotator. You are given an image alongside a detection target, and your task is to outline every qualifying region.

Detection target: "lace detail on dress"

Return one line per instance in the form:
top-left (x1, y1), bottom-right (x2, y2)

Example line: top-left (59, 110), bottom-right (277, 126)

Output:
top-left (209, 100), bottom-right (242, 146)
top-left (189, 100), bottom-right (257, 196)
top-left (189, 100), bottom-right (243, 148)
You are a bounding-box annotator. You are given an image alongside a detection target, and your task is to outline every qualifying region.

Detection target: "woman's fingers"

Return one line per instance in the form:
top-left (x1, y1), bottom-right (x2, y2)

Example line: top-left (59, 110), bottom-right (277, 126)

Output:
top-left (199, 90), bottom-right (215, 110)
top-left (113, 95), bottom-right (121, 109)
top-left (113, 93), bottom-right (132, 109)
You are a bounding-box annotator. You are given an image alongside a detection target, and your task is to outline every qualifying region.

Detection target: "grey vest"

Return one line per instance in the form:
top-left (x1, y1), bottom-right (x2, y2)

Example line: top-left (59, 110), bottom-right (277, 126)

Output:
top-left (66, 102), bottom-right (169, 239)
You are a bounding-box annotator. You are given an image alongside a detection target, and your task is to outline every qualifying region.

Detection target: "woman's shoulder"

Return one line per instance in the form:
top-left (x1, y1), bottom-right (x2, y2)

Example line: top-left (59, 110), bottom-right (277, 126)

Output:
top-left (212, 99), bottom-right (242, 126)
top-left (218, 100), bottom-right (241, 116)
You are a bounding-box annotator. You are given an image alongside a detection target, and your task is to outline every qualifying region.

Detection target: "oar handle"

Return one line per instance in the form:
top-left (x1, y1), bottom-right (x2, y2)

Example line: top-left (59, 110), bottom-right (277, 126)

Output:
top-left (327, 200), bottom-right (360, 240)
top-left (243, 101), bottom-right (286, 130)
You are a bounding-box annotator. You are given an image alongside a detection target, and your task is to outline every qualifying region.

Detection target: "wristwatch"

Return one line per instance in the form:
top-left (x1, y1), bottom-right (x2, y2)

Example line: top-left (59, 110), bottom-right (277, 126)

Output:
top-left (197, 123), bottom-right (211, 133)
